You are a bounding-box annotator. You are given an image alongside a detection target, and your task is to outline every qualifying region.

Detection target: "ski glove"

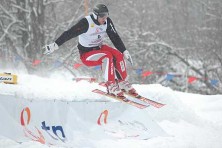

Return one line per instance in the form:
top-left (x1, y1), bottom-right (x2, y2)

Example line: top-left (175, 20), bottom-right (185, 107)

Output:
top-left (123, 50), bottom-right (133, 65)
top-left (43, 42), bottom-right (59, 55)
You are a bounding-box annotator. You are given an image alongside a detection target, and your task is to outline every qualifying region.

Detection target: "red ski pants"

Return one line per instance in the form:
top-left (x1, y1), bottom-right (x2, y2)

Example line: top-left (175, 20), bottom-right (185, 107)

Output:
top-left (80, 45), bottom-right (127, 82)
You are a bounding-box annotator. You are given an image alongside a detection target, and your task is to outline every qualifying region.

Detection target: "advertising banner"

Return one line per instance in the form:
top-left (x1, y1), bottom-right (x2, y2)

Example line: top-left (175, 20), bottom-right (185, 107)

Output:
top-left (0, 73), bottom-right (17, 84)
top-left (0, 94), bottom-right (166, 146)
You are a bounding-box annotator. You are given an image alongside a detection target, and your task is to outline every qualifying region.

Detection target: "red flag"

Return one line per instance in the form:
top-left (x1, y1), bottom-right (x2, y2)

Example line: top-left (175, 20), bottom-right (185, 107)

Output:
top-left (142, 71), bottom-right (153, 78)
top-left (188, 76), bottom-right (197, 83)
top-left (32, 59), bottom-right (41, 66)
top-left (73, 63), bottom-right (83, 69)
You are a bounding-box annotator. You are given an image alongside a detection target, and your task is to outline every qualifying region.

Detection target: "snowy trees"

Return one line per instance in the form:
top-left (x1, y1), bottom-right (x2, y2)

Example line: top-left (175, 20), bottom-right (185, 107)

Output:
top-left (0, 0), bottom-right (45, 72)
top-left (112, 0), bottom-right (222, 94)
top-left (0, 0), bottom-right (221, 94)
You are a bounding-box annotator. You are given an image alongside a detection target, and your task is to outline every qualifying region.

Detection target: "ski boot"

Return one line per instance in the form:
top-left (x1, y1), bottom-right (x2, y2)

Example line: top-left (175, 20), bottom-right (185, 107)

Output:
top-left (118, 80), bottom-right (138, 96)
top-left (105, 81), bottom-right (124, 97)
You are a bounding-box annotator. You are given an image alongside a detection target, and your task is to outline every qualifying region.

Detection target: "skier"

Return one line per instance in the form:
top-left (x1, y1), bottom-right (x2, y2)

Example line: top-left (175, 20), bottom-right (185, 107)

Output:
top-left (43, 4), bottom-right (137, 97)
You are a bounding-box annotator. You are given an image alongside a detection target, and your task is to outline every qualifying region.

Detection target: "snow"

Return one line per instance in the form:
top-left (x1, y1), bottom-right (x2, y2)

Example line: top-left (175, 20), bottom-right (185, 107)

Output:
top-left (0, 72), bottom-right (222, 148)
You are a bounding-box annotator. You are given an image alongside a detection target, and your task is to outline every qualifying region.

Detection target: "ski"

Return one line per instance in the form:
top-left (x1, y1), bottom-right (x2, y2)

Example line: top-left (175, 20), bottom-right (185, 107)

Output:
top-left (123, 91), bottom-right (165, 108)
top-left (98, 82), bottom-right (165, 108)
top-left (92, 89), bottom-right (148, 109)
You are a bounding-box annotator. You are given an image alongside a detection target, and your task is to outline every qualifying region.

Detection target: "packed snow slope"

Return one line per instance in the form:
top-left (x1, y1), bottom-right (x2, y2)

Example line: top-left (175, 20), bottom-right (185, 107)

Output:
top-left (0, 73), bottom-right (222, 148)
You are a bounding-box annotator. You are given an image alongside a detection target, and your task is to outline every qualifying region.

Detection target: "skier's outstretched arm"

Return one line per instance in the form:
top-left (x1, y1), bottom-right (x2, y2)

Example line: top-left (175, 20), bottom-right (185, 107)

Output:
top-left (106, 17), bottom-right (126, 53)
top-left (43, 18), bottom-right (88, 55)
top-left (106, 18), bottom-right (133, 65)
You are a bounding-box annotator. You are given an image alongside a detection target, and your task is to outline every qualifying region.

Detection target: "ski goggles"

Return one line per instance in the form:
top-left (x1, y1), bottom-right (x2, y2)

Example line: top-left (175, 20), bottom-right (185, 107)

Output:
top-left (98, 12), bottom-right (109, 18)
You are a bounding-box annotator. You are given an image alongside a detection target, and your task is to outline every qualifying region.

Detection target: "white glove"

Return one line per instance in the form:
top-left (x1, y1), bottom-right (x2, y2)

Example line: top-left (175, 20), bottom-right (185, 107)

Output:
top-left (43, 42), bottom-right (59, 55)
top-left (123, 50), bottom-right (133, 65)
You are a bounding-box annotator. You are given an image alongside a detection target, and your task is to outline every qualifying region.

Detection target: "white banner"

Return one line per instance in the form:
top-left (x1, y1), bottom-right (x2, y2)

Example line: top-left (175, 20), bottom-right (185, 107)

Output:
top-left (0, 94), bottom-right (167, 146)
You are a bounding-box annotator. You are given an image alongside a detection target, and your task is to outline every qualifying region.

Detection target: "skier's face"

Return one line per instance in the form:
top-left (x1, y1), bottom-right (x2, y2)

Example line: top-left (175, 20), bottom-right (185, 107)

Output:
top-left (97, 12), bottom-right (108, 25)
top-left (98, 16), bottom-right (108, 25)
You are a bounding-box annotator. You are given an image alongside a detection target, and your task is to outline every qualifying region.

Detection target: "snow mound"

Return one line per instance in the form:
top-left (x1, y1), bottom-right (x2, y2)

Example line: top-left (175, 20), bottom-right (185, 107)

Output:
top-left (1, 74), bottom-right (222, 148)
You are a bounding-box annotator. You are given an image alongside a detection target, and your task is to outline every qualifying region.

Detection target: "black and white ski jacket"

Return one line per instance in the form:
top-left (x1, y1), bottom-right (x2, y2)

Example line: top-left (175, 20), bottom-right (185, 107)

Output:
top-left (55, 14), bottom-right (126, 55)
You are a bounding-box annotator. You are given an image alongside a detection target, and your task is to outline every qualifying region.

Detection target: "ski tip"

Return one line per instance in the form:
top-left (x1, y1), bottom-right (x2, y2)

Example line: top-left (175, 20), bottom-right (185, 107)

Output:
top-left (156, 104), bottom-right (166, 108)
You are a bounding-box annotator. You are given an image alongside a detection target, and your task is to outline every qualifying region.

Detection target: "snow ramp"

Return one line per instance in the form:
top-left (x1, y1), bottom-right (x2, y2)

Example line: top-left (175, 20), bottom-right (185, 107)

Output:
top-left (0, 94), bottom-right (167, 146)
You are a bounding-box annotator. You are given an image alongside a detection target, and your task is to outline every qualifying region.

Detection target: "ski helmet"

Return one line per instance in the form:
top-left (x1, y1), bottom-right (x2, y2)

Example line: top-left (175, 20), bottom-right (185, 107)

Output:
top-left (93, 4), bottom-right (109, 18)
